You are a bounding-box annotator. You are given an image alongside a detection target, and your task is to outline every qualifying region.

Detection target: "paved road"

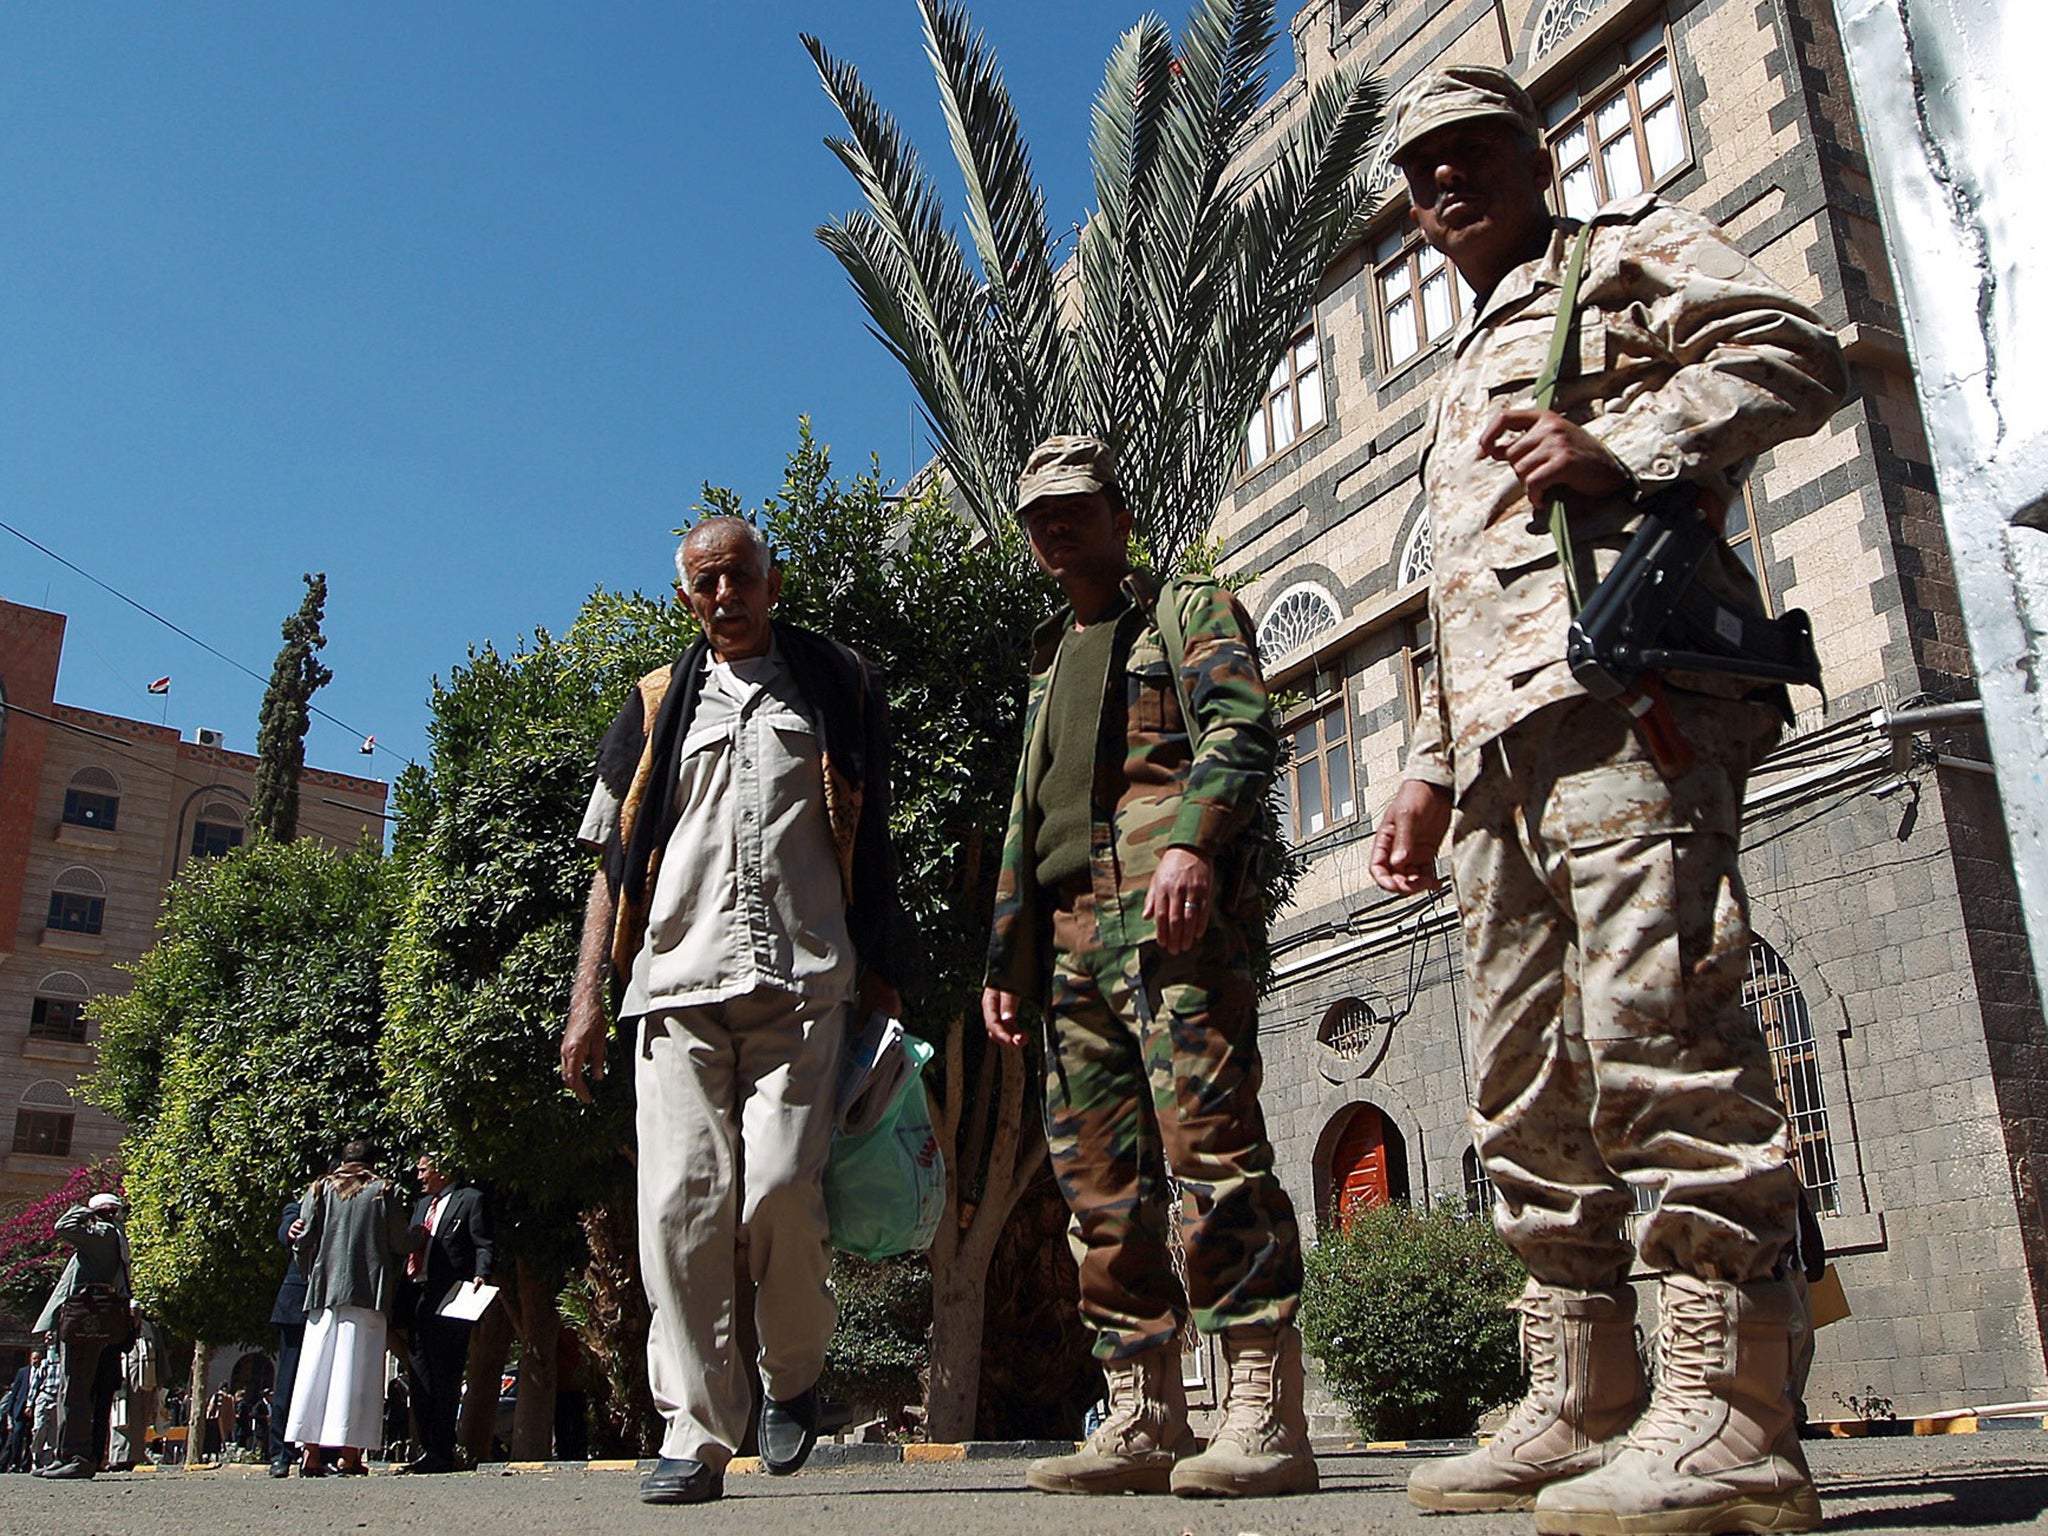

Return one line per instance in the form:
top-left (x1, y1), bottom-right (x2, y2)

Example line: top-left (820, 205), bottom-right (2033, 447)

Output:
top-left (5, 1437), bottom-right (2046, 1536)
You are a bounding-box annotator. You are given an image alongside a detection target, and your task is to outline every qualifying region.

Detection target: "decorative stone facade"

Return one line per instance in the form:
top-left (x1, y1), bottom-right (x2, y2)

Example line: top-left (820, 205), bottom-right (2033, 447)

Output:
top-left (1225, 0), bottom-right (2048, 1418)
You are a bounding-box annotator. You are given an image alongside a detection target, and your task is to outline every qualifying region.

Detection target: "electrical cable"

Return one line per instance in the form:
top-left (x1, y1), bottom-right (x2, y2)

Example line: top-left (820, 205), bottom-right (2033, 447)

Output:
top-left (1, 515), bottom-right (409, 768)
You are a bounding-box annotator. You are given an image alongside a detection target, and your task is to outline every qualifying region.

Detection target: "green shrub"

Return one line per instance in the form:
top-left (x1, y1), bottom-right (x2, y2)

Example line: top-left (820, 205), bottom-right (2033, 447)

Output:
top-left (1300, 1199), bottom-right (1528, 1440)
top-left (821, 1254), bottom-right (932, 1423)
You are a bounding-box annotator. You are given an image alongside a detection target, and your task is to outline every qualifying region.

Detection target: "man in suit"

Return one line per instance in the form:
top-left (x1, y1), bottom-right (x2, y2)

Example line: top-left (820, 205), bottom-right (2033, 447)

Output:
top-left (1, 1352), bottom-right (36, 1471)
top-left (400, 1154), bottom-right (493, 1474)
top-left (267, 1199), bottom-right (308, 1477)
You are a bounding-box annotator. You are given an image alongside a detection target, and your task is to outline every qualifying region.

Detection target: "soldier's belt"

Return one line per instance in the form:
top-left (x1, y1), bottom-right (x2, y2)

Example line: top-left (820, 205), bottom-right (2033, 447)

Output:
top-left (1567, 485), bottom-right (1823, 702)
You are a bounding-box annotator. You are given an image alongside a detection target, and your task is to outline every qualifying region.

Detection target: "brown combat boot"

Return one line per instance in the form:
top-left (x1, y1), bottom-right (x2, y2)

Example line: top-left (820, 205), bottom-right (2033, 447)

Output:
top-left (1169, 1324), bottom-right (1319, 1498)
top-left (1026, 1345), bottom-right (1192, 1494)
top-left (1408, 1280), bottom-right (1648, 1513)
top-left (1533, 1274), bottom-right (1821, 1535)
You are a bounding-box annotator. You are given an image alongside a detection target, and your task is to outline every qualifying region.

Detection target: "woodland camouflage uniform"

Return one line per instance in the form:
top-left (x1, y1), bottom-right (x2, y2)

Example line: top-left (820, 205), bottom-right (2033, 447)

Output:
top-left (985, 570), bottom-right (1300, 1359)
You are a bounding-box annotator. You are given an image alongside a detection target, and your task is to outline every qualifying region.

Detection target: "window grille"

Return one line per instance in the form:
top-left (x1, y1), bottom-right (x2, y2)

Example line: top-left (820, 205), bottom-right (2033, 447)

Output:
top-left (1463, 1147), bottom-right (1497, 1218)
top-left (1745, 940), bottom-right (1840, 1213)
top-left (1256, 585), bottom-right (1340, 658)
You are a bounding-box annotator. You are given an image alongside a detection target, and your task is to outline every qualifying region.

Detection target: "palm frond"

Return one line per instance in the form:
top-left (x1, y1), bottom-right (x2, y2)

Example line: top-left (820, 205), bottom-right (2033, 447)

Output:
top-left (917, 0), bottom-right (1076, 465)
top-left (805, 31), bottom-right (1016, 529)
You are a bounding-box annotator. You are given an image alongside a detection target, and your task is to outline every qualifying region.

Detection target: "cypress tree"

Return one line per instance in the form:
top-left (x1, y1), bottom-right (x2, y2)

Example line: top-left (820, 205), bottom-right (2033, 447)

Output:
top-left (249, 572), bottom-right (334, 842)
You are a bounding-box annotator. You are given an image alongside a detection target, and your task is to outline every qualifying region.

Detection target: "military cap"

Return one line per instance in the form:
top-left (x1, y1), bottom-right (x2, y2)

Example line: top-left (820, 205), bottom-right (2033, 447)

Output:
top-left (1016, 434), bottom-right (1119, 516)
top-left (1384, 64), bottom-right (1543, 161)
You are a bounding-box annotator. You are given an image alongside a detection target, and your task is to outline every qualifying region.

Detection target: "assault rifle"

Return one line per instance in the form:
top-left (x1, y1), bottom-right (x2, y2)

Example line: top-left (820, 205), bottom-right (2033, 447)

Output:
top-left (1567, 484), bottom-right (1822, 709)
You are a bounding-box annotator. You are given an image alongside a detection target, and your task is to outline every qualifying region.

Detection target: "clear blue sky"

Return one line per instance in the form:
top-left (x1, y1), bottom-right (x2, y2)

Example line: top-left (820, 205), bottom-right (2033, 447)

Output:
top-left (0, 3), bottom-right (1307, 777)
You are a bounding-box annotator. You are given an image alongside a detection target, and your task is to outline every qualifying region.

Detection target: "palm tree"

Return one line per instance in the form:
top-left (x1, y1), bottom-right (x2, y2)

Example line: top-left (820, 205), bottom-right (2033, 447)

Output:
top-left (805, 0), bottom-right (1384, 571)
top-left (805, 0), bottom-right (1385, 1442)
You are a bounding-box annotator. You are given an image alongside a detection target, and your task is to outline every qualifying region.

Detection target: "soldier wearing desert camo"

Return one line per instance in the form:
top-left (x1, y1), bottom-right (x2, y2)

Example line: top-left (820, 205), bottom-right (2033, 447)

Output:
top-left (982, 435), bottom-right (1315, 1500)
top-left (1367, 67), bottom-right (1847, 1536)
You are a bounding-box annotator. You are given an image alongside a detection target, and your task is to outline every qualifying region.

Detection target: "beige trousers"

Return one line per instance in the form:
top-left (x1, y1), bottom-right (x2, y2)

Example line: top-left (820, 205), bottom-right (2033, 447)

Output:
top-left (1451, 694), bottom-right (1798, 1289)
top-left (635, 989), bottom-right (844, 1468)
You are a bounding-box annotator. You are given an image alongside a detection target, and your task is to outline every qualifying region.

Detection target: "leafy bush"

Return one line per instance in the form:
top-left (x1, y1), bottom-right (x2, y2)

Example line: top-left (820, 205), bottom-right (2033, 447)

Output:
top-left (1300, 1199), bottom-right (1527, 1440)
top-left (821, 1254), bottom-right (932, 1425)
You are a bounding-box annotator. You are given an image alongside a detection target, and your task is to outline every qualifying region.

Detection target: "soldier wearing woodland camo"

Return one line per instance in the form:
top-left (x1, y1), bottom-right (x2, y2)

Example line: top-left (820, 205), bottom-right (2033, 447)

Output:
top-left (982, 435), bottom-right (1315, 1500)
top-left (1367, 67), bottom-right (1846, 1536)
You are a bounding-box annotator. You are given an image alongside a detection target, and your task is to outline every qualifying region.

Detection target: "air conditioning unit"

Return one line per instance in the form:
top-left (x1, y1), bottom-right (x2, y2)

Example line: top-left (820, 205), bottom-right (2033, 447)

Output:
top-left (194, 728), bottom-right (225, 749)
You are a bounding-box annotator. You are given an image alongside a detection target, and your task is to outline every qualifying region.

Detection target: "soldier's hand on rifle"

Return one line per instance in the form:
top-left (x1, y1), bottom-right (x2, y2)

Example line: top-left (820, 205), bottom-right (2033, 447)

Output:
top-left (1480, 407), bottom-right (1633, 507)
top-left (1369, 780), bottom-right (1453, 895)
top-left (982, 987), bottom-right (1027, 1049)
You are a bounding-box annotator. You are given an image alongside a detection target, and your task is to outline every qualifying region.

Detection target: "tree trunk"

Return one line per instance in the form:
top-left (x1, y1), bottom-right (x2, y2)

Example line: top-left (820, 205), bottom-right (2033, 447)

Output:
top-left (579, 1188), bottom-right (658, 1456)
top-left (509, 1258), bottom-right (560, 1461)
top-left (922, 1009), bottom-right (1046, 1442)
top-left (458, 1300), bottom-right (512, 1463)
top-left (188, 1342), bottom-right (212, 1463)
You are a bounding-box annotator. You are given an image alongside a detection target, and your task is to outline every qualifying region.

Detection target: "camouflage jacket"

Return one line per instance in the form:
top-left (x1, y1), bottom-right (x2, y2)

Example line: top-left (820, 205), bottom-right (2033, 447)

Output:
top-left (1404, 194), bottom-right (1847, 799)
top-left (984, 571), bottom-right (1277, 1004)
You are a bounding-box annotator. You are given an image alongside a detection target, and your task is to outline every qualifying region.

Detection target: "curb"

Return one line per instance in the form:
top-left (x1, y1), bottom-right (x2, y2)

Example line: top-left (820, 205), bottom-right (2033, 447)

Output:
top-left (125, 1416), bottom-right (2048, 1478)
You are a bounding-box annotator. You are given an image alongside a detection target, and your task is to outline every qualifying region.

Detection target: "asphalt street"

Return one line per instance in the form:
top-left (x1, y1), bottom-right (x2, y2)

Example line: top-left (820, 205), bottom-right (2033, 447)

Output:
top-left (4, 1437), bottom-right (2045, 1536)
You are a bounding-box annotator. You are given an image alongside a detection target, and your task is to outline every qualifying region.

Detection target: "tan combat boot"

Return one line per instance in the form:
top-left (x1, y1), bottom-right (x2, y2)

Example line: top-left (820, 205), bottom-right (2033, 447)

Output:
top-left (1169, 1324), bottom-right (1319, 1498)
top-left (1408, 1280), bottom-right (1648, 1513)
top-left (1533, 1273), bottom-right (1822, 1535)
top-left (1026, 1345), bottom-right (1193, 1494)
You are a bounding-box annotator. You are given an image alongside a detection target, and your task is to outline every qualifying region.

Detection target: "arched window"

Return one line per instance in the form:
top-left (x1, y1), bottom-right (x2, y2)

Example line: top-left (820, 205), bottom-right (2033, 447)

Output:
top-left (1256, 583), bottom-right (1340, 659)
top-left (1745, 940), bottom-right (1840, 1214)
top-left (190, 799), bottom-right (246, 860)
top-left (46, 867), bottom-right (107, 936)
top-left (1533, 0), bottom-right (1606, 57)
top-left (1462, 1146), bottom-right (1496, 1219)
top-left (13, 1081), bottom-right (76, 1157)
top-left (30, 971), bottom-right (91, 1044)
top-left (63, 766), bottom-right (121, 832)
top-left (1398, 513), bottom-right (1434, 587)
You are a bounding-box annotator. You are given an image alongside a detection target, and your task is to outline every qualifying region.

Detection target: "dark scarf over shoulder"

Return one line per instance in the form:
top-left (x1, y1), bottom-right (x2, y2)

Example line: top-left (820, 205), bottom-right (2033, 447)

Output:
top-left (592, 619), bottom-right (923, 1002)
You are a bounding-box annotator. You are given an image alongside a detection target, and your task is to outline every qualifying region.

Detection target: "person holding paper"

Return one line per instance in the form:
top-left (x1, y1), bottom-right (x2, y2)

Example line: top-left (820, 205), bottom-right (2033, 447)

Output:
top-left (398, 1153), bottom-right (493, 1475)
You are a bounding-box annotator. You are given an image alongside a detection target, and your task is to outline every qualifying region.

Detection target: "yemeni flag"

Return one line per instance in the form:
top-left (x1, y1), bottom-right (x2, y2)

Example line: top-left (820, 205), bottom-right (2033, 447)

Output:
top-left (146, 676), bottom-right (171, 695)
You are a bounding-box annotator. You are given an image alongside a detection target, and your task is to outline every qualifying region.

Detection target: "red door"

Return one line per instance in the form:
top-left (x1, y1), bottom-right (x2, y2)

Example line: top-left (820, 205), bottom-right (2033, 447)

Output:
top-left (1331, 1106), bottom-right (1390, 1225)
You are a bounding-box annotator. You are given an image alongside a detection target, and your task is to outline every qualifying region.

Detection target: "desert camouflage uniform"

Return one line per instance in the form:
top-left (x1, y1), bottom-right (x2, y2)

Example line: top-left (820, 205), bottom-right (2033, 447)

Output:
top-left (986, 571), bottom-right (1299, 1359)
top-left (1405, 194), bottom-right (1847, 1288)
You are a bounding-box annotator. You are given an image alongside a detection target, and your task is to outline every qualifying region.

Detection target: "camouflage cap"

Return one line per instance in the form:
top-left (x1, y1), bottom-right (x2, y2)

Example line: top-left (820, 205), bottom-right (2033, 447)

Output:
top-left (1016, 434), bottom-right (1119, 516)
top-left (1384, 64), bottom-right (1542, 161)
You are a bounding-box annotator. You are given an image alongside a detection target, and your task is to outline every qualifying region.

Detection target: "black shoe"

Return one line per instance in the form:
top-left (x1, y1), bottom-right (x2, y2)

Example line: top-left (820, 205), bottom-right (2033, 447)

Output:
top-left (758, 1387), bottom-right (818, 1476)
top-left (639, 1457), bottom-right (723, 1505)
top-left (397, 1452), bottom-right (454, 1475)
top-left (268, 1455), bottom-right (292, 1478)
top-left (37, 1456), bottom-right (95, 1480)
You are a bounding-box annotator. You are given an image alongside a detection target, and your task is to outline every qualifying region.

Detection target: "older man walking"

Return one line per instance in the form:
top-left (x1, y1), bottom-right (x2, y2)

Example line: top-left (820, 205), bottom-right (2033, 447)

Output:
top-left (983, 437), bottom-right (1314, 1500)
top-left (33, 1192), bottom-right (134, 1479)
top-left (563, 516), bottom-right (919, 1506)
top-left (1367, 66), bottom-right (1846, 1536)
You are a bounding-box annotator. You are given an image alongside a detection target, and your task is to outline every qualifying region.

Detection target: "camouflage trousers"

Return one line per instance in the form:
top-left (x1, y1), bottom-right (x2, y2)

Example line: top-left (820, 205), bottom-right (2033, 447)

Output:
top-left (1450, 693), bottom-right (1799, 1289)
top-left (1043, 887), bottom-right (1302, 1361)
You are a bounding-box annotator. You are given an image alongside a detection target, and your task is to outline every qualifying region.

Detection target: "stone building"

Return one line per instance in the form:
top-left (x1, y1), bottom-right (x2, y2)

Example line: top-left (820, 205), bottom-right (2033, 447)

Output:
top-left (0, 595), bottom-right (387, 1211)
top-left (1218, 0), bottom-right (2048, 1418)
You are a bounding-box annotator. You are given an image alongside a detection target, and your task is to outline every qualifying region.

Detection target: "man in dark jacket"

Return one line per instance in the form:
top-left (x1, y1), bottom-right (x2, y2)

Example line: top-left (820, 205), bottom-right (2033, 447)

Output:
top-left (1, 1354), bottom-right (36, 1471)
top-left (33, 1194), bottom-right (133, 1479)
top-left (562, 517), bottom-right (920, 1506)
top-left (267, 1199), bottom-right (308, 1477)
top-left (399, 1154), bottom-right (493, 1475)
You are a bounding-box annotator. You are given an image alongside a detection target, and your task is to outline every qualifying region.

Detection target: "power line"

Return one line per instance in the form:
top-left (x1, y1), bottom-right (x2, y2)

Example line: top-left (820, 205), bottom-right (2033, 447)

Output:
top-left (1, 515), bottom-right (411, 769)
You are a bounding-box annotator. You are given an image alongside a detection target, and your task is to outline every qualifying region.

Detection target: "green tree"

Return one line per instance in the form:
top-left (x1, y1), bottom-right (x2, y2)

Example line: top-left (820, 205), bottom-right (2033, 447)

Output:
top-left (80, 838), bottom-right (392, 1347)
top-left (249, 572), bottom-right (335, 842)
top-left (381, 589), bottom-right (694, 1459)
top-left (805, 0), bottom-right (1383, 568)
top-left (1300, 1200), bottom-right (1528, 1440)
